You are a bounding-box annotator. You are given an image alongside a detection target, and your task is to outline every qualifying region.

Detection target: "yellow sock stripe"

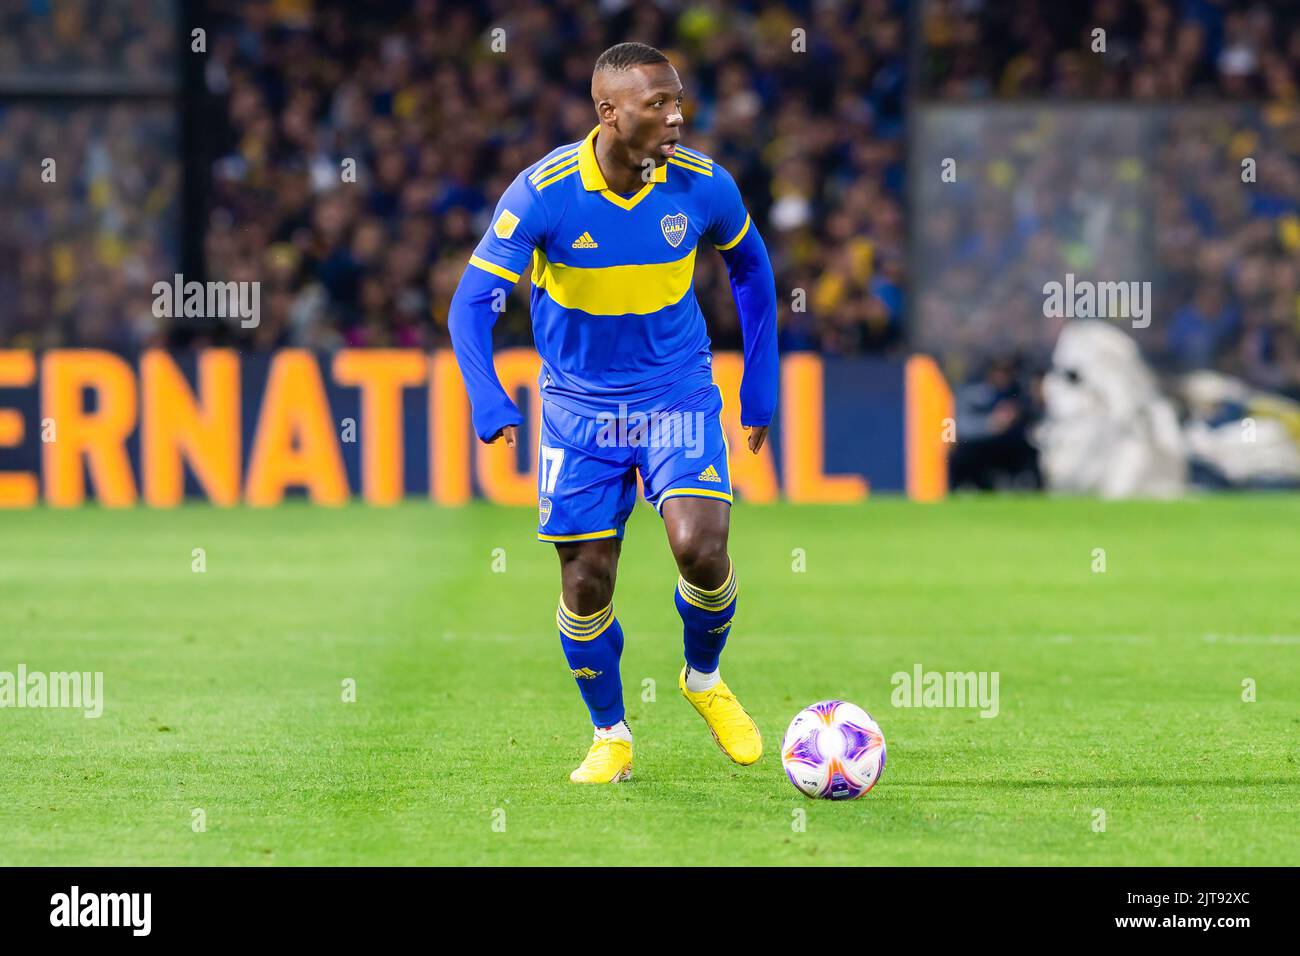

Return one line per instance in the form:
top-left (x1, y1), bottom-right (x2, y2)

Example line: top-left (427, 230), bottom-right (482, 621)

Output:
top-left (559, 618), bottom-right (611, 640)
top-left (677, 564), bottom-right (737, 611)
top-left (557, 613), bottom-right (612, 640)
top-left (558, 604), bottom-right (612, 632)
top-left (558, 600), bottom-right (612, 625)
top-left (557, 599), bottom-right (615, 641)
top-left (678, 577), bottom-right (736, 612)
top-left (686, 570), bottom-right (736, 606)
top-left (558, 616), bottom-right (613, 641)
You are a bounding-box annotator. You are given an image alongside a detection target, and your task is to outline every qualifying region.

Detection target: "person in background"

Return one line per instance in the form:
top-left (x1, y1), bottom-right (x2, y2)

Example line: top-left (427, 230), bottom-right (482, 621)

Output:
top-left (949, 356), bottom-right (1042, 490)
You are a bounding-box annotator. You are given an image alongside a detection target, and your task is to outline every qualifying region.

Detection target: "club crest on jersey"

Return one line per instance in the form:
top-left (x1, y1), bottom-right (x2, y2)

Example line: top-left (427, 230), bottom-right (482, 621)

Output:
top-left (539, 496), bottom-right (552, 526)
top-left (660, 213), bottom-right (688, 248)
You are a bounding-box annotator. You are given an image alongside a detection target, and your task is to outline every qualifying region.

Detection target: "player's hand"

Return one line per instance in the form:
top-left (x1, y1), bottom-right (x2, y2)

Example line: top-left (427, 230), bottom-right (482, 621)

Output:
top-left (744, 425), bottom-right (768, 453)
top-left (489, 425), bottom-right (518, 448)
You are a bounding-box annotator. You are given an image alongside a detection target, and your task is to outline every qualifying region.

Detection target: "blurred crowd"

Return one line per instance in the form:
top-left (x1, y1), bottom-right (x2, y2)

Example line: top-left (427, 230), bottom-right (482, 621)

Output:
top-left (0, 0), bottom-right (175, 80)
top-left (5, 0), bottom-right (1299, 397)
top-left (0, 104), bottom-right (179, 349)
top-left (1155, 107), bottom-right (1300, 395)
top-left (924, 0), bottom-right (1300, 100)
top-left (0, 0), bottom-right (178, 351)
top-left (918, 100), bottom-right (1300, 489)
top-left (914, 107), bottom-right (1150, 385)
top-left (917, 103), bottom-right (1300, 393)
top-left (197, 0), bottom-right (907, 352)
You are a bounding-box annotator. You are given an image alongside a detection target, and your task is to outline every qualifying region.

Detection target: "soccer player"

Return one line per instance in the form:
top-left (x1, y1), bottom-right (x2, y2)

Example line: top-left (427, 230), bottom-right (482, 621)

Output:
top-left (448, 42), bottom-right (778, 783)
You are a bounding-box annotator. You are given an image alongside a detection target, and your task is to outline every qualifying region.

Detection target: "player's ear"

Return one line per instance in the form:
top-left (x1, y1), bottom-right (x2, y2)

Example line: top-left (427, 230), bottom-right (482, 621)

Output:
top-left (597, 99), bottom-right (616, 124)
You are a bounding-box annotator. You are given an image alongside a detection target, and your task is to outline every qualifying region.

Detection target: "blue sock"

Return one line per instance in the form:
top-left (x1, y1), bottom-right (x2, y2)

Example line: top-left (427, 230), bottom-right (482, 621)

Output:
top-left (675, 562), bottom-right (737, 673)
top-left (557, 598), bottom-right (625, 727)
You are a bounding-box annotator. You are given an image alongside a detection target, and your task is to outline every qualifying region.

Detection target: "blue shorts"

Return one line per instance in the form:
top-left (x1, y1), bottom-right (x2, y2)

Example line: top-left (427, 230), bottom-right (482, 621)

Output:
top-left (536, 385), bottom-right (733, 542)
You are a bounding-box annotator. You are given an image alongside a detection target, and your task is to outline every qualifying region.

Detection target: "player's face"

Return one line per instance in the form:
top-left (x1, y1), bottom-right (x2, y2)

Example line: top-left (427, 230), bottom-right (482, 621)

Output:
top-left (616, 63), bottom-right (684, 165)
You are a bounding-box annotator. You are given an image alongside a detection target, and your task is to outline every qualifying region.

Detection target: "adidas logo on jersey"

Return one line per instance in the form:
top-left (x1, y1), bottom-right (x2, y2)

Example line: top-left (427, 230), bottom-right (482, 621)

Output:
top-left (696, 464), bottom-right (722, 483)
top-left (571, 231), bottom-right (599, 249)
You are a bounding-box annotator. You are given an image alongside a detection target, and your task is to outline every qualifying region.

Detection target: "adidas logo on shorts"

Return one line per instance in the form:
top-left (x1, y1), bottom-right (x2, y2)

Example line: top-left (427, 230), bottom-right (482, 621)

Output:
top-left (697, 464), bottom-right (722, 483)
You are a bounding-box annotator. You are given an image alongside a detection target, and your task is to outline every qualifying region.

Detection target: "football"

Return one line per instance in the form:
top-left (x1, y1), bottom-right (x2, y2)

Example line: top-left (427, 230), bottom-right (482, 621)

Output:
top-left (781, 701), bottom-right (887, 799)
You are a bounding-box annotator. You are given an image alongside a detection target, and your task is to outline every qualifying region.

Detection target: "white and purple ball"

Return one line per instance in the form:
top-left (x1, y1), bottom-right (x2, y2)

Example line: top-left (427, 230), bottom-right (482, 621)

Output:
top-left (781, 700), bottom-right (886, 799)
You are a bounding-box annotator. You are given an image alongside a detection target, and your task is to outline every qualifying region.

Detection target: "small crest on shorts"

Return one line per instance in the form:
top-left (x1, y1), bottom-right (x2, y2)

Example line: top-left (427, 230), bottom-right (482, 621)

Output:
top-left (660, 213), bottom-right (688, 248)
top-left (539, 496), bottom-right (552, 526)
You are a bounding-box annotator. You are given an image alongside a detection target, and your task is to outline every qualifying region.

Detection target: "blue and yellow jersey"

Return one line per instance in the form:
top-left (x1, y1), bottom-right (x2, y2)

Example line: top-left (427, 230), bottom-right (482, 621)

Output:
top-left (465, 126), bottom-right (756, 420)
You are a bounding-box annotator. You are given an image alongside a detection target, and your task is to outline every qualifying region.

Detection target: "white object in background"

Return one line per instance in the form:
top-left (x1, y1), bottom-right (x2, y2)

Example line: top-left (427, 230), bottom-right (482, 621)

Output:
top-left (1034, 320), bottom-right (1186, 498)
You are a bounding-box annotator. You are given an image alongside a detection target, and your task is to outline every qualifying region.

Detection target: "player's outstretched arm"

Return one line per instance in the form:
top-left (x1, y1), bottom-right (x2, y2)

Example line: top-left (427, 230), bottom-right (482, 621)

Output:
top-left (711, 166), bottom-right (778, 452)
top-left (448, 266), bottom-right (525, 444)
top-left (448, 171), bottom-right (547, 444)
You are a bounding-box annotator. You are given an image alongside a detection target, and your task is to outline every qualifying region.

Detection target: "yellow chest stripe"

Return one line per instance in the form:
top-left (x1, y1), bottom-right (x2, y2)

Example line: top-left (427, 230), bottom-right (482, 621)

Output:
top-left (532, 247), bottom-right (697, 315)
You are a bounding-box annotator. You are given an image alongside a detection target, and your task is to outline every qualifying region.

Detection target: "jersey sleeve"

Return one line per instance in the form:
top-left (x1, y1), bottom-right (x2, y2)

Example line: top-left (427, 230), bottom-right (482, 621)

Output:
top-left (467, 170), bottom-right (548, 283)
top-left (706, 162), bottom-right (753, 252)
top-left (709, 162), bottom-right (778, 428)
top-left (448, 170), bottom-right (547, 443)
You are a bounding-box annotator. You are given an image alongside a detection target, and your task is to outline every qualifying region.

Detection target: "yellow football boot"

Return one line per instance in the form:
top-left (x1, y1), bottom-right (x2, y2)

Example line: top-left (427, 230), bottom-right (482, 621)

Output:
top-left (569, 735), bottom-right (633, 784)
top-left (679, 668), bottom-right (763, 765)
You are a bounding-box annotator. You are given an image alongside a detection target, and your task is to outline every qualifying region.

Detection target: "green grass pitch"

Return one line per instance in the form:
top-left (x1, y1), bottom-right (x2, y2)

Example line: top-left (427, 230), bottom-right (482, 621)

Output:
top-left (2, 495), bottom-right (1297, 866)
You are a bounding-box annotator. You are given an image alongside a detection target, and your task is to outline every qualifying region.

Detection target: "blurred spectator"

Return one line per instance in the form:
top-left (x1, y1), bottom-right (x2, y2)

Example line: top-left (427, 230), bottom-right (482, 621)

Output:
top-left (948, 355), bottom-right (1042, 490)
top-left (1168, 281), bottom-right (1241, 370)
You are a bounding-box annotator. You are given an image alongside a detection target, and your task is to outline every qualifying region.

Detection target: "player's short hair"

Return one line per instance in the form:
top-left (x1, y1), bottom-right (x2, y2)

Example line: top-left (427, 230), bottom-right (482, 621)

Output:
top-left (593, 42), bottom-right (669, 75)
